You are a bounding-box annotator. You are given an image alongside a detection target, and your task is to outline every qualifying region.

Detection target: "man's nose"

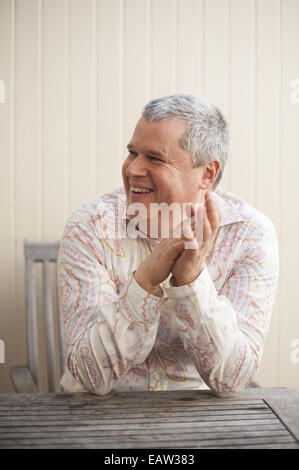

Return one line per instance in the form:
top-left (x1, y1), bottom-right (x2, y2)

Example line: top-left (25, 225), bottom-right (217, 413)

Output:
top-left (126, 155), bottom-right (149, 177)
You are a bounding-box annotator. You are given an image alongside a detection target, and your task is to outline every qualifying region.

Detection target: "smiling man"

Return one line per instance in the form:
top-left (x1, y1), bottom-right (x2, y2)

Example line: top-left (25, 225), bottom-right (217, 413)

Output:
top-left (58, 94), bottom-right (279, 397)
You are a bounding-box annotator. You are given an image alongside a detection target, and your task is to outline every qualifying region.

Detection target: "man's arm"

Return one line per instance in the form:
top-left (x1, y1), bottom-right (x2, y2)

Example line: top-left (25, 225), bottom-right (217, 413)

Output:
top-left (163, 218), bottom-right (279, 397)
top-left (58, 215), bottom-right (164, 395)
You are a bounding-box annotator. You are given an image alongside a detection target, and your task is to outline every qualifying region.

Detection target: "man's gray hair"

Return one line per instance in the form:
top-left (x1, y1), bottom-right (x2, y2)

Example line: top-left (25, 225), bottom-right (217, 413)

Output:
top-left (142, 94), bottom-right (231, 189)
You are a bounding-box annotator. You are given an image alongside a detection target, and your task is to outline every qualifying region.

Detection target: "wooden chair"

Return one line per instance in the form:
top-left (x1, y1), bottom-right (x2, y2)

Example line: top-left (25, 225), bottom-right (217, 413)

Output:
top-left (10, 241), bottom-right (65, 393)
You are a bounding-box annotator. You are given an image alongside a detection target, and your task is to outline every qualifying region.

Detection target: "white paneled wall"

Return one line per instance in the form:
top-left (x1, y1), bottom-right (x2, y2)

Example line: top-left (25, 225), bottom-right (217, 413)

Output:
top-left (0, 0), bottom-right (299, 392)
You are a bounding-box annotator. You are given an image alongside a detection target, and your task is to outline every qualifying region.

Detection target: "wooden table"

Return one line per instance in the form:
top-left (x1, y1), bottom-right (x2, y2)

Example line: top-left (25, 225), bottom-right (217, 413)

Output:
top-left (0, 387), bottom-right (299, 449)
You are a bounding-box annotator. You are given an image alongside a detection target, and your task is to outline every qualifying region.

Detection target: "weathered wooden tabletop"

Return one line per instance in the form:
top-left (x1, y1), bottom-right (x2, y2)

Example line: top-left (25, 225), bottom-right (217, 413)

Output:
top-left (0, 387), bottom-right (298, 449)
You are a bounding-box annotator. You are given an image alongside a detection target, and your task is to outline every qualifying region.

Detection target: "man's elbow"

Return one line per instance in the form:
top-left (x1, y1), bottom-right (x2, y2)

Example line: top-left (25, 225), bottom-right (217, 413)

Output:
top-left (206, 369), bottom-right (258, 397)
top-left (67, 352), bottom-right (113, 396)
top-left (207, 381), bottom-right (246, 398)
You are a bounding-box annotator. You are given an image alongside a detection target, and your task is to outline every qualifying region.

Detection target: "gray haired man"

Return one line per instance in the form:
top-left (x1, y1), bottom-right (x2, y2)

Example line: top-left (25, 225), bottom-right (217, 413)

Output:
top-left (58, 94), bottom-right (279, 396)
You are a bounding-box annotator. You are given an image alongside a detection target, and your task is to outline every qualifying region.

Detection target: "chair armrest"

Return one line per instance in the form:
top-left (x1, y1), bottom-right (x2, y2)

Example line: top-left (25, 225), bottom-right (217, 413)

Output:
top-left (10, 366), bottom-right (38, 392)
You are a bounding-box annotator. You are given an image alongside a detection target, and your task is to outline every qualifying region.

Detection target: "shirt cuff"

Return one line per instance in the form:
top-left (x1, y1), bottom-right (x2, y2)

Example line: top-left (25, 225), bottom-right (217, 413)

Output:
top-left (123, 273), bottom-right (165, 324)
top-left (163, 264), bottom-right (212, 300)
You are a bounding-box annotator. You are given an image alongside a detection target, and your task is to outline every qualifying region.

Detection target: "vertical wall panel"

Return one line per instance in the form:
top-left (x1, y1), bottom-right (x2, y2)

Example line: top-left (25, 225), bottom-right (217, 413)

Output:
top-left (69, 0), bottom-right (96, 211)
top-left (97, 0), bottom-right (124, 194)
top-left (279, 0), bottom-right (299, 391)
top-left (42, 0), bottom-right (70, 239)
top-left (124, 0), bottom-right (150, 146)
top-left (253, 0), bottom-right (281, 387)
top-left (230, 0), bottom-right (256, 205)
top-left (204, 0), bottom-right (229, 117)
top-left (0, 0), bottom-right (15, 392)
top-left (151, 0), bottom-right (178, 99)
top-left (177, 0), bottom-right (203, 95)
top-left (14, 0), bottom-right (41, 368)
top-left (204, 0), bottom-right (231, 190)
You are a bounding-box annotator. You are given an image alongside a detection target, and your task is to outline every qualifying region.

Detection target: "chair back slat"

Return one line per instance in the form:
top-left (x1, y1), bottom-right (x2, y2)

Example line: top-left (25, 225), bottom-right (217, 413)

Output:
top-left (56, 262), bottom-right (66, 374)
top-left (43, 259), bottom-right (56, 392)
top-left (25, 241), bottom-right (62, 392)
top-left (25, 257), bottom-right (39, 386)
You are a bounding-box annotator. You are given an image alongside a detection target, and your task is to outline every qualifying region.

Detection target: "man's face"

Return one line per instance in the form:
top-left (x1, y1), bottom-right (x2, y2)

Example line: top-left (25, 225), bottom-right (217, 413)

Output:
top-left (122, 116), bottom-right (205, 236)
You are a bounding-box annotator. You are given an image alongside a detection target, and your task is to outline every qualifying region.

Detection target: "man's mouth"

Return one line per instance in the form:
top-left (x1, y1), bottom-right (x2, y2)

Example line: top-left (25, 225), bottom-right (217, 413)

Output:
top-left (130, 186), bottom-right (154, 194)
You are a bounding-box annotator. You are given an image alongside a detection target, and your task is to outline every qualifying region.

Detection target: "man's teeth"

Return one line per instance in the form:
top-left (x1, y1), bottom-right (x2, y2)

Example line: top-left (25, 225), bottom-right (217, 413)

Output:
top-left (131, 187), bottom-right (152, 193)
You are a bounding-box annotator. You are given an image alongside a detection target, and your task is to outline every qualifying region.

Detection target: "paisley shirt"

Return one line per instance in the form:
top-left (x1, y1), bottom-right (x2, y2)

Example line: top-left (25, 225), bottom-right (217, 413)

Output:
top-left (57, 186), bottom-right (279, 397)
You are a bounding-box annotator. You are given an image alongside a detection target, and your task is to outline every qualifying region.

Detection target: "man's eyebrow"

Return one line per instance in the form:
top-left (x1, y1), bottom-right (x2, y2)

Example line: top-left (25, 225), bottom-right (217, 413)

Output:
top-left (127, 144), bottom-right (167, 159)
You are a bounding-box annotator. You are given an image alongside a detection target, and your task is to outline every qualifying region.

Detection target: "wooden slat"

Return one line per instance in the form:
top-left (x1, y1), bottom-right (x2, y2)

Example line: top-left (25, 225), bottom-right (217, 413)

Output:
top-left (0, 413), bottom-right (282, 427)
top-left (14, 0), bottom-right (42, 396)
top-left (0, 402), bottom-right (269, 412)
top-left (56, 261), bottom-right (65, 377)
top-left (0, 0), bottom-right (16, 393)
top-left (0, 429), bottom-right (293, 442)
top-left (0, 416), bottom-right (280, 428)
top-left (0, 398), bottom-right (266, 407)
top-left (230, 0), bottom-right (256, 205)
top-left (1, 430), bottom-right (290, 443)
top-left (4, 416), bottom-right (277, 426)
top-left (0, 434), bottom-right (295, 449)
top-left (279, 0), bottom-right (299, 394)
top-left (0, 422), bottom-right (285, 435)
top-left (124, 0), bottom-right (150, 145)
top-left (25, 241), bottom-right (60, 261)
top-left (25, 258), bottom-right (39, 387)
top-left (151, 0), bottom-right (177, 97)
top-left (42, 0), bottom-right (70, 240)
top-left (97, 0), bottom-right (124, 194)
top-left (43, 260), bottom-right (56, 392)
top-left (177, 0), bottom-right (203, 94)
top-left (3, 443), bottom-right (298, 450)
top-left (214, 444), bottom-right (299, 449)
top-left (68, 0), bottom-right (97, 209)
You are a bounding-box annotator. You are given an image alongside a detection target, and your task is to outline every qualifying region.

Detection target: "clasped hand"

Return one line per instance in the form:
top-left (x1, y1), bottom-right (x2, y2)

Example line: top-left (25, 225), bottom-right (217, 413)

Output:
top-left (134, 191), bottom-right (221, 294)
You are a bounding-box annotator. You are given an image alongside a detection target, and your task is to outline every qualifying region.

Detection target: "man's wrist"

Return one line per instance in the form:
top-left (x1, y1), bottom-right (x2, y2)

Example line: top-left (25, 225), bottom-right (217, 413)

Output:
top-left (133, 270), bottom-right (162, 296)
top-left (170, 265), bottom-right (205, 287)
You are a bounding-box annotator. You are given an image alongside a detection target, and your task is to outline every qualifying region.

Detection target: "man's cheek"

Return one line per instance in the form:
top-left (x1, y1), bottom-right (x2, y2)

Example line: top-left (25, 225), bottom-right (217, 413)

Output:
top-left (121, 162), bottom-right (129, 187)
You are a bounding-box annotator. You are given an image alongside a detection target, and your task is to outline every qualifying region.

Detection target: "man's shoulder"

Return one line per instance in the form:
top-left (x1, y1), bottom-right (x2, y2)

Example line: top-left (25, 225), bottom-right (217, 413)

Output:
top-left (64, 187), bottom-right (126, 231)
top-left (69, 187), bottom-right (125, 219)
top-left (215, 187), bottom-right (277, 239)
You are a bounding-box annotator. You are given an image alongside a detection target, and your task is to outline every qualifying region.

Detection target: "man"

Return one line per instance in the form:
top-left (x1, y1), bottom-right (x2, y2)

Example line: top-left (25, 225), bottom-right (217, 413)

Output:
top-left (58, 94), bottom-right (279, 397)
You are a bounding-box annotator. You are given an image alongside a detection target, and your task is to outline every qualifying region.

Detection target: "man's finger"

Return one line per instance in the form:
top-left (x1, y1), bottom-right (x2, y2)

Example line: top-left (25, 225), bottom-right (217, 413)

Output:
top-left (183, 225), bottom-right (199, 251)
top-left (166, 238), bottom-right (186, 259)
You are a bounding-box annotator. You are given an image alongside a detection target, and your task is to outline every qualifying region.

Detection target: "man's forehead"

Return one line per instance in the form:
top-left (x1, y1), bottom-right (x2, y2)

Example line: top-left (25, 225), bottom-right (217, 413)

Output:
top-left (135, 115), bottom-right (187, 132)
top-left (129, 116), bottom-right (187, 152)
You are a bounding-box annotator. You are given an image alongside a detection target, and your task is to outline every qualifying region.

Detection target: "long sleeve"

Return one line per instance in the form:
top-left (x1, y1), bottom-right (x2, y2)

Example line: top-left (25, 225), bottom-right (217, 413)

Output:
top-left (57, 214), bottom-right (163, 395)
top-left (163, 217), bottom-right (279, 397)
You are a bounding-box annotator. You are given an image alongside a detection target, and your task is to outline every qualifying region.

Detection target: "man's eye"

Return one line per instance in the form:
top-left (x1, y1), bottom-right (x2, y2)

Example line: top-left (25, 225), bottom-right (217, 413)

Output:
top-left (129, 150), bottom-right (137, 157)
top-left (147, 155), bottom-right (161, 162)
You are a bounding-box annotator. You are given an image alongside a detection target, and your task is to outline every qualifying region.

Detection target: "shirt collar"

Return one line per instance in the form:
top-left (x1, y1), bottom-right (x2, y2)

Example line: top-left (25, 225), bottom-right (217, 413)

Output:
top-left (211, 189), bottom-right (245, 226)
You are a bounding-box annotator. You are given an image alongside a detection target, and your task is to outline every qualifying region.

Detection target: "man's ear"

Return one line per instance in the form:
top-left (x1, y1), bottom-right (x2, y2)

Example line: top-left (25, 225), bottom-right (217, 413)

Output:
top-left (200, 161), bottom-right (221, 189)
